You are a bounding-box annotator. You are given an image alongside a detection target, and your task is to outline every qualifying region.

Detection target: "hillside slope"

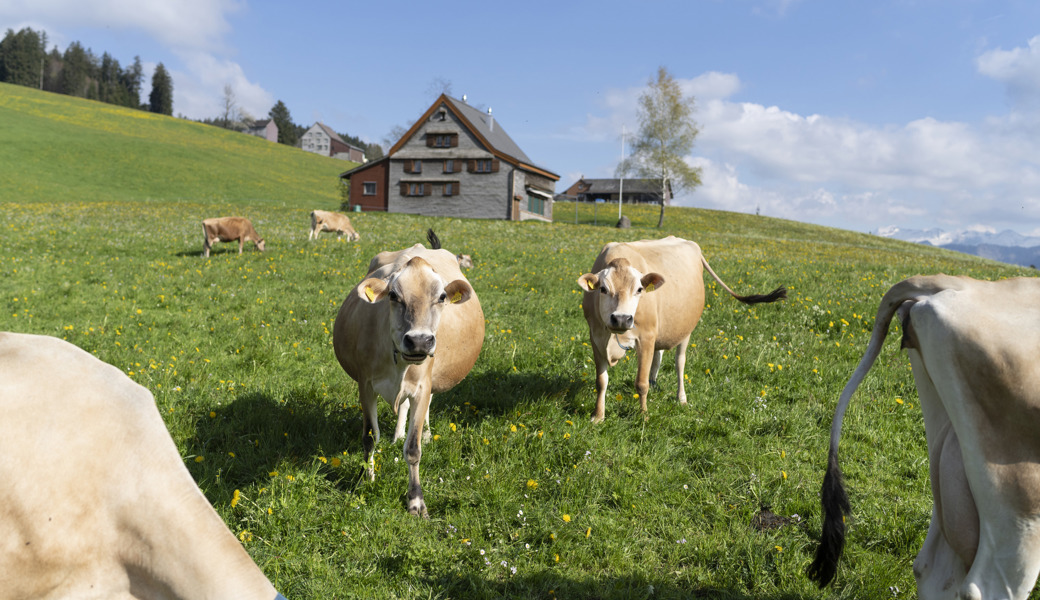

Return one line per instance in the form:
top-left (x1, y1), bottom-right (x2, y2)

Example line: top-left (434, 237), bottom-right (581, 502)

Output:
top-left (0, 82), bottom-right (353, 207)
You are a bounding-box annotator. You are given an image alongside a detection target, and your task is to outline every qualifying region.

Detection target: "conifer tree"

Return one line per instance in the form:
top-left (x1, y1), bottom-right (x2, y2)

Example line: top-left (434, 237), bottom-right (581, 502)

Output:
top-left (148, 62), bottom-right (173, 115)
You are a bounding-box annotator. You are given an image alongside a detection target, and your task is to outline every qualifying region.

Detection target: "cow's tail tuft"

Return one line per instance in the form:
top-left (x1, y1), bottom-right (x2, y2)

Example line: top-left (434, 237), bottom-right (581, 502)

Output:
top-left (807, 446), bottom-right (851, 587)
top-left (427, 228), bottom-right (441, 250)
top-left (734, 285), bottom-right (787, 305)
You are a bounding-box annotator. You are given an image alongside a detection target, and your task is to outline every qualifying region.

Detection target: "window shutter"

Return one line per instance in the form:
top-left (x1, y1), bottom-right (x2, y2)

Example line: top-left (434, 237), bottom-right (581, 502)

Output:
top-left (468, 160), bottom-right (476, 173)
top-left (450, 134), bottom-right (459, 147)
top-left (455, 181), bottom-right (461, 194)
top-left (399, 182), bottom-right (408, 195)
top-left (491, 159), bottom-right (500, 173)
top-left (404, 159), bottom-right (413, 172)
top-left (424, 183), bottom-right (432, 196)
top-left (426, 135), bottom-right (435, 147)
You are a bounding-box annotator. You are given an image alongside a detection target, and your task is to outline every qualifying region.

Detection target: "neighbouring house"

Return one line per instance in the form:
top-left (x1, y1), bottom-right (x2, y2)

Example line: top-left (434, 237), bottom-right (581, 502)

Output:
top-left (563, 177), bottom-right (673, 205)
top-left (245, 119), bottom-right (278, 143)
top-left (302, 122), bottom-right (365, 162)
top-left (339, 94), bottom-right (559, 222)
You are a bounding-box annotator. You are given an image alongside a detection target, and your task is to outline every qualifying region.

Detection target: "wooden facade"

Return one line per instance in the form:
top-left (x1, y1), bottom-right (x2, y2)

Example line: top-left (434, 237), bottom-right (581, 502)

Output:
top-left (562, 177), bottom-right (673, 205)
top-left (340, 95), bottom-right (558, 221)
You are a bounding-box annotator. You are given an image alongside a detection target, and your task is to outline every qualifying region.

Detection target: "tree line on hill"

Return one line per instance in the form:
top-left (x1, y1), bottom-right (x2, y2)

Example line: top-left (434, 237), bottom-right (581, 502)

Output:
top-left (0, 26), bottom-right (380, 160)
top-left (0, 27), bottom-right (173, 115)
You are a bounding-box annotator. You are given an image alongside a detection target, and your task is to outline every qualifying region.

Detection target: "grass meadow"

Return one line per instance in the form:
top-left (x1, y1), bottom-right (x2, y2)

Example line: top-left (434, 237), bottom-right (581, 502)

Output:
top-left (3, 200), bottom-right (1033, 599)
top-left (3, 83), bottom-right (1038, 599)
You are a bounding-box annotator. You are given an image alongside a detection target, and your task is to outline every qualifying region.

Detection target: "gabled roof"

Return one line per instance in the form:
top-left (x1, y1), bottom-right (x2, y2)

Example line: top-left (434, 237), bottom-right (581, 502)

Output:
top-left (574, 178), bottom-right (671, 196)
top-left (312, 122), bottom-right (346, 144)
top-left (389, 94), bottom-right (558, 181)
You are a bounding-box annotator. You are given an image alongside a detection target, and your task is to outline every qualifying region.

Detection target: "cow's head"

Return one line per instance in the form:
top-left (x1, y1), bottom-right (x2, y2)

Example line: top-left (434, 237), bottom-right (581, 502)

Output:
top-left (578, 258), bottom-right (664, 334)
top-left (357, 256), bottom-right (473, 363)
top-left (256, 239), bottom-right (266, 252)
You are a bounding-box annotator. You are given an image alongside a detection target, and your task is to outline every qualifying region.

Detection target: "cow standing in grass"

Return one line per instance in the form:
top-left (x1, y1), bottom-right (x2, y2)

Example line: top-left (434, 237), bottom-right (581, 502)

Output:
top-left (333, 234), bottom-right (484, 517)
top-left (577, 236), bottom-right (786, 423)
top-left (202, 217), bottom-right (266, 257)
top-left (809, 275), bottom-right (1040, 600)
top-left (0, 332), bottom-right (286, 600)
top-left (309, 210), bottom-right (360, 241)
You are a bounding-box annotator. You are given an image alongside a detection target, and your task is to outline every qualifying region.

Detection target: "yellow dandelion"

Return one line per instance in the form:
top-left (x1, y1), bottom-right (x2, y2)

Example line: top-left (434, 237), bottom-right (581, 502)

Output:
top-left (896, 398), bottom-right (904, 405)
top-left (585, 527), bottom-right (591, 538)
top-left (527, 479), bottom-right (538, 489)
top-left (194, 456), bottom-right (204, 463)
top-left (449, 422), bottom-right (457, 432)
top-left (510, 424), bottom-right (517, 433)
top-left (331, 457), bottom-right (342, 467)
top-left (562, 514), bottom-right (571, 523)
top-left (231, 489), bottom-right (241, 507)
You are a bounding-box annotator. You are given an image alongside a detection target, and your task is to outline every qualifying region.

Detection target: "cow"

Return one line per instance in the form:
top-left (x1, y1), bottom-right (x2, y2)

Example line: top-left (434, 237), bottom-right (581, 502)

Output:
top-left (0, 332), bottom-right (286, 600)
top-left (309, 209), bottom-right (360, 241)
top-left (577, 236), bottom-right (786, 423)
top-left (809, 275), bottom-right (1040, 600)
top-left (333, 236), bottom-right (484, 518)
top-left (202, 216), bottom-right (266, 258)
top-left (427, 228), bottom-right (473, 269)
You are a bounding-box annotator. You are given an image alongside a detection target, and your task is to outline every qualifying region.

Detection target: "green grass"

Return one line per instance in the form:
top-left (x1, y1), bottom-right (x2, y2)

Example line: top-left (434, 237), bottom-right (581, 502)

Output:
top-left (3, 85), bottom-right (1038, 599)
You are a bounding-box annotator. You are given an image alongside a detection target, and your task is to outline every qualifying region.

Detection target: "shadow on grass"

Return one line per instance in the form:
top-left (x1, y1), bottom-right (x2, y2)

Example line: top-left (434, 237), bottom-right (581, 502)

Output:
top-left (415, 571), bottom-right (812, 600)
top-left (443, 369), bottom-right (585, 420)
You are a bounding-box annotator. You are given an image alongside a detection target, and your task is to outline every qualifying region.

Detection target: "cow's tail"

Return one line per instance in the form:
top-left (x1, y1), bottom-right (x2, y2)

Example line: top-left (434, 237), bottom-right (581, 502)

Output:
top-left (700, 256), bottom-right (787, 304)
top-left (427, 228), bottom-right (441, 250)
top-left (807, 274), bottom-right (963, 587)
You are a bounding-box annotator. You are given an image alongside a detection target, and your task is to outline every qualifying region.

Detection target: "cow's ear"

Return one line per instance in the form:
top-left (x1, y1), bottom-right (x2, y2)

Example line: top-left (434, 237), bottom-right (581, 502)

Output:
top-left (577, 273), bottom-right (599, 292)
top-left (444, 279), bottom-right (473, 304)
top-left (358, 278), bottom-right (389, 303)
top-left (641, 273), bottom-right (665, 293)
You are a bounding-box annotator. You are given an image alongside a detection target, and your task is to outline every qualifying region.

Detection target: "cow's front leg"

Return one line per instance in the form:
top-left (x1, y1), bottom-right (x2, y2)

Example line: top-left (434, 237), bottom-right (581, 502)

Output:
top-left (359, 381), bottom-right (379, 481)
top-left (635, 340), bottom-right (656, 415)
top-left (590, 339), bottom-right (610, 423)
top-left (237, 238), bottom-right (245, 255)
top-left (404, 389), bottom-right (432, 518)
top-left (674, 335), bottom-right (690, 405)
top-left (393, 398), bottom-right (410, 444)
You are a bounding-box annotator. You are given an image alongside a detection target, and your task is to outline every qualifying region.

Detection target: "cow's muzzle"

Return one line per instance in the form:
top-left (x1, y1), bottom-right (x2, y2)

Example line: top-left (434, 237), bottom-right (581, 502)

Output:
top-left (608, 313), bottom-right (634, 332)
top-left (400, 332), bottom-right (436, 363)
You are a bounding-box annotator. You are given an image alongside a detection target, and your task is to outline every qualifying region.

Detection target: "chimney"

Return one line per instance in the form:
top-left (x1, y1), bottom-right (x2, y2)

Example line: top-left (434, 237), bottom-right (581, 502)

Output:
top-left (487, 107), bottom-right (494, 132)
top-left (462, 94), bottom-right (467, 103)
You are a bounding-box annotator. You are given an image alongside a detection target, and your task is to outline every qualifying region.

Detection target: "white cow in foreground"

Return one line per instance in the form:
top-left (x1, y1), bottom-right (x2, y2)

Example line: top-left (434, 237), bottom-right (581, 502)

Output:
top-left (0, 332), bottom-right (285, 600)
top-left (577, 236), bottom-right (786, 423)
top-left (809, 275), bottom-right (1040, 599)
top-left (309, 209), bottom-right (360, 241)
top-left (333, 236), bottom-right (484, 518)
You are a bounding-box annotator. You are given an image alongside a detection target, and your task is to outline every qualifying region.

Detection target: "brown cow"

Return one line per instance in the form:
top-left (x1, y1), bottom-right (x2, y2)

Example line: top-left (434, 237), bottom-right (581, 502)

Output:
top-left (309, 210), bottom-right (360, 241)
top-left (0, 332), bottom-right (285, 600)
top-left (333, 237), bottom-right (484, 517)
top-left (577, 236), bottom-right (786, 423)
top-left (202, 217), bottom-right (266, 257)
top-left (810, 275), bottom-right (1040, 599)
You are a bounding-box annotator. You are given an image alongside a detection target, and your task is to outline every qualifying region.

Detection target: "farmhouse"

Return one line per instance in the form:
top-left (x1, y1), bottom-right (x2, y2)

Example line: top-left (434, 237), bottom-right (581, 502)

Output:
top-left (340, 94), bottom-right (559, 222)
top-left (302, 122), bottom-right (365, 162)
top-left (562, 177), bottom-right (672, 205)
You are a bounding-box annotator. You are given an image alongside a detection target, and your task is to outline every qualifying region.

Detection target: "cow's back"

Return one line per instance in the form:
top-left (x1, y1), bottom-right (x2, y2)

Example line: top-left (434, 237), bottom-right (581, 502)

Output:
top-left (593, 236), bottom-right (706, 349)
top-left (338, 246), bottom-right (484, 393)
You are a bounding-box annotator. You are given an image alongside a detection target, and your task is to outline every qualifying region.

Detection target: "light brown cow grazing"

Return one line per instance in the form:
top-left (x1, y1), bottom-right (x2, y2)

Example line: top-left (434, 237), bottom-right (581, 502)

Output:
top-left (810, 275), bottom-right (1040, 600)
top-left (309, 209), bottom-right (360, 241)
top-left (333, 239), bottom-right (484, 517)
top-left (202, 216), bottom-right (266, 257)
top-left (0, 332), bottom-right (285, 600)
top-left (577, 236), bottom-right (786, 423)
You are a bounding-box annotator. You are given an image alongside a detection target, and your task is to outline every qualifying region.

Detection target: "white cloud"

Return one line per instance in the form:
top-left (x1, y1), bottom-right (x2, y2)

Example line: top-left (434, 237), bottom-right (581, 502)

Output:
top-left (977, 35), bottom-right (1040, 108)
top-left (172, 51), bottom-right (273, 120)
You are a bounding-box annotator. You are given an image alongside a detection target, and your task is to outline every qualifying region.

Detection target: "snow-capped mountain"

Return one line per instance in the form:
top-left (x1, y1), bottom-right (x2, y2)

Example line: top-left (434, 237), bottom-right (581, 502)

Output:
top-left (875, 226), bottom-right (1040, 268)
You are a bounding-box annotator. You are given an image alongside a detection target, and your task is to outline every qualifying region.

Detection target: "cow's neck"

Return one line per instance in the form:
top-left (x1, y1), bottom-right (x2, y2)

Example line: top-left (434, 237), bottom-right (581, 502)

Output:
top-left (121, 473), bottom-right (276, 599)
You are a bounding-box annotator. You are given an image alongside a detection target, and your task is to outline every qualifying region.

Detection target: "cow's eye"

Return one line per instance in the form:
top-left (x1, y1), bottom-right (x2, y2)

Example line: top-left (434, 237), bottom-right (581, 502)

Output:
top-left (438, 293), bottom-right (447, 303)
top-left (388, 290), bottom-right (400, 303)
top-left (599, 286), bottom-right (607, 294)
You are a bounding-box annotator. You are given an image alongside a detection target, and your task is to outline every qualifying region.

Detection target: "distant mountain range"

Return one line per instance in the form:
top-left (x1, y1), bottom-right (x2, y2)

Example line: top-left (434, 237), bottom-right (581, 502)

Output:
top-left (875, 226), bottom-right (1040, 268)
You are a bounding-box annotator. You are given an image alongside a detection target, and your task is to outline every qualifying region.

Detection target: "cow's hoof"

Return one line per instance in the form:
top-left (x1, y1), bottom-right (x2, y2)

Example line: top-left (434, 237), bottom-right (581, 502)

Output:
top-left (590, 414), bottom-right (605, 424)
top-left (408, 500), bottom-right (429, 519)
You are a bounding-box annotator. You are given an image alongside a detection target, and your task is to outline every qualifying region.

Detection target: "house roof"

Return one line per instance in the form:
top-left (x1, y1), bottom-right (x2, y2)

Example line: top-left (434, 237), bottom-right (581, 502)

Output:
top-left (339, 155), bottom-right (388, 179)
top-left (573, 178), bottom-right (671, 196)
top-left (389, 94), bottom-right (558, 181)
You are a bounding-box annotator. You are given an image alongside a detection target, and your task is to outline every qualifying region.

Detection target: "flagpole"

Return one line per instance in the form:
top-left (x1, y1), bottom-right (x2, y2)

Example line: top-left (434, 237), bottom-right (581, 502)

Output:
top-left (619, 125), bottom-right (625, 220)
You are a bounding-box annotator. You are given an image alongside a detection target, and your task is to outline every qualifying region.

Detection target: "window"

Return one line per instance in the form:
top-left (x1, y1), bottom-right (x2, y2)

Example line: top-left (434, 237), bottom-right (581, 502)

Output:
top-left (528, 194), bottom-right (545, 215)
top-left (475, 159), bottom-right (493, 173)
top-left (434, 135), bottom-right (452, 147)
top-left (427, 133), bottom-right (457, 148)
top-left (363, 182), bottom-right (377, 196)
top-left (406, 160), bottom-right (422, 174)
top-left (443, 182), bottom-right (456, 196)
top-left (407, 183), bottom-right (425, 196)
top-left (444, 159), bottom-right (455, 174)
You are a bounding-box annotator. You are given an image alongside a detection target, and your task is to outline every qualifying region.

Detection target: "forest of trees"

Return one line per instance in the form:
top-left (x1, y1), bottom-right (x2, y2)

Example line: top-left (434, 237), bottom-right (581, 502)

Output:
top-left (0, 26), bottom-right (376, 159)
top-left (0, 27), bottom-right (171, 115)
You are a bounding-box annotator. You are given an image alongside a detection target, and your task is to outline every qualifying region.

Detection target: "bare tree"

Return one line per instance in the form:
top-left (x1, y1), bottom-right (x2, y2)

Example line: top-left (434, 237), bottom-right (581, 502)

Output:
top-left (616, 66), bottom-right (702, 228)
top-left (220, 83), bottom-right (238, 129)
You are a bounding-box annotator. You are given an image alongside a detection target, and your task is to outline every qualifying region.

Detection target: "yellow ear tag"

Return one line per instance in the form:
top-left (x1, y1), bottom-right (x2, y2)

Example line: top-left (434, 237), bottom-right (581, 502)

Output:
top-left (364, 286), bottom-right (376, 302)
top-left (451, 291), bottom-right (463, 304)
top-left (585, 279), bottom-right (595, 291)
top-left (646, 283), bottom-right (655, 292)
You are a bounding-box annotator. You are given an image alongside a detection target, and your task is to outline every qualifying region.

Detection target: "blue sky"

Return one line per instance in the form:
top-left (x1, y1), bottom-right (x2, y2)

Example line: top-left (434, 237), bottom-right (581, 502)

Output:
top-left (6, 0), bottom-right (1040, 236)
